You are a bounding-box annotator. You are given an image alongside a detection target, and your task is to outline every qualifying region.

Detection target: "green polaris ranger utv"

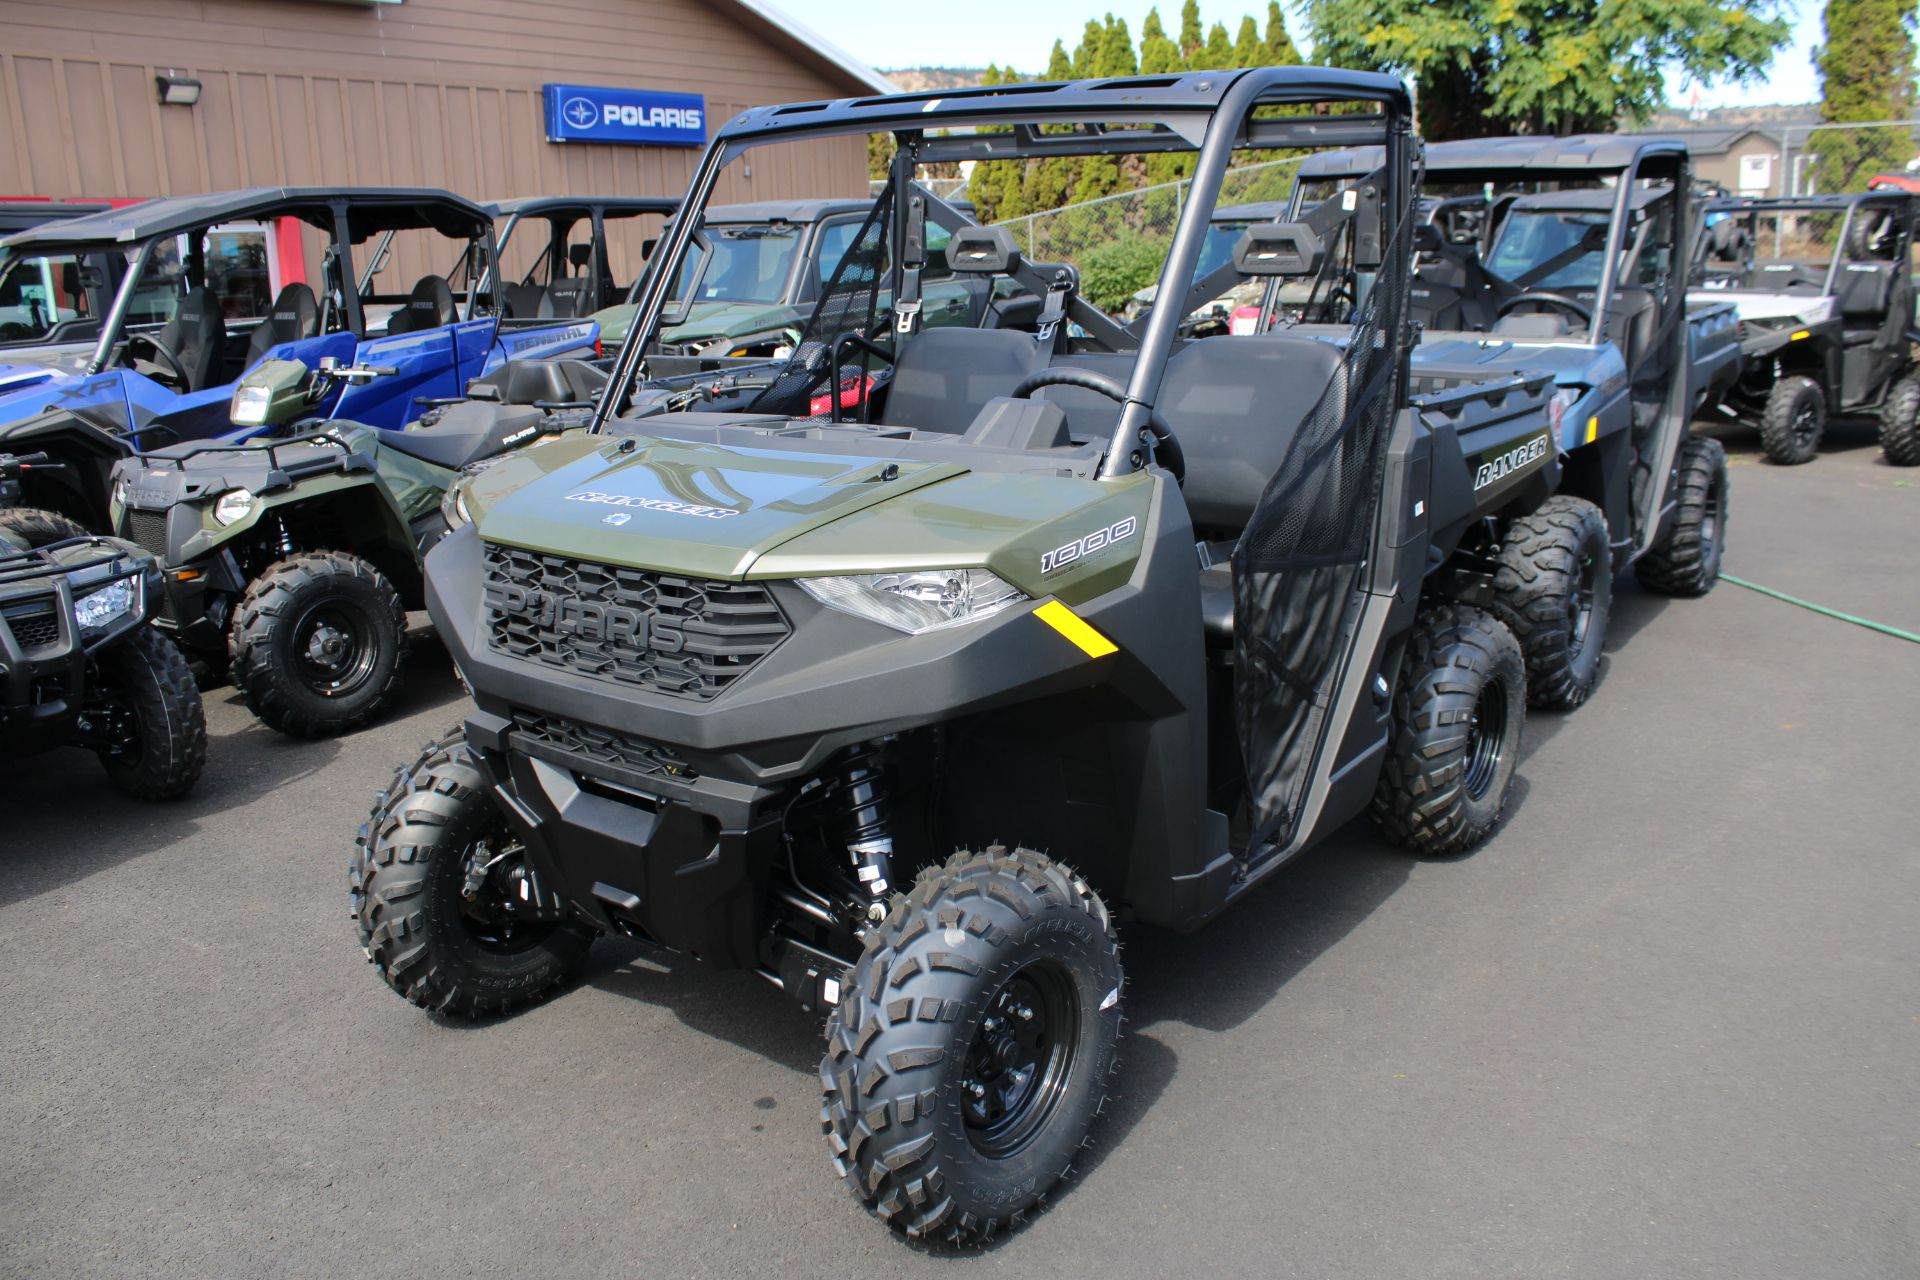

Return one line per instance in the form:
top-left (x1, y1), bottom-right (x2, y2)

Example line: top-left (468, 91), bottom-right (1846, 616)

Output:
top-left (106, 355), bottom-right (606, 736)
top-left (350, 71), bottom-right (1676, 1243)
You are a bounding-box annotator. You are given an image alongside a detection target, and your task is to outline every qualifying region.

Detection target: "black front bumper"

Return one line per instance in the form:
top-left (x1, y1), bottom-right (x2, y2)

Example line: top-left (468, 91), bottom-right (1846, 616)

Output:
top-left (0, 591), bottom-right (89, 753)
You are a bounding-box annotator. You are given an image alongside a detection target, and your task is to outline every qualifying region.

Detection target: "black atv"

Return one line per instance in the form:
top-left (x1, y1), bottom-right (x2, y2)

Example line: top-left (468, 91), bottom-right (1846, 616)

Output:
top-left (1694, 191), bottom-right (1920, 465)
top-left (1, 454), bottom-right (204, 799)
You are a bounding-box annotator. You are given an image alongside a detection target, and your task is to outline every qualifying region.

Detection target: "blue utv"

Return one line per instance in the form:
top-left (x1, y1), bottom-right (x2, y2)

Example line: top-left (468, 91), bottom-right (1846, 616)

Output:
top-left (0, 187), bottom-right (598, 530)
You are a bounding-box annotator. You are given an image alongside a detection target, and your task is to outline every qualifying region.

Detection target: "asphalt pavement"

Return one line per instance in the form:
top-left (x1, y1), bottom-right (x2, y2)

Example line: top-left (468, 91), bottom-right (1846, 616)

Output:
top-left (2, 418), bottom-right (1915, 1278)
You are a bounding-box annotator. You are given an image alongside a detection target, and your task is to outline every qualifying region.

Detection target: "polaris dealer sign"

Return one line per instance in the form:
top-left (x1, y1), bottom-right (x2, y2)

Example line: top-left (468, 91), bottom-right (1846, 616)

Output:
top-left (543, 84), bottom-right (706, 147)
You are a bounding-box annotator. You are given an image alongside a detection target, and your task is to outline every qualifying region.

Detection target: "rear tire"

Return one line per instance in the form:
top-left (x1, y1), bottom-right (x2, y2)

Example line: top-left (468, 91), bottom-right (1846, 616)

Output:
top-left (1637, 436), bottom-right (1727, 598)
top-left (92, 626), bottom-right (207, 800)
top-left (230, 550), bottom-right (407, 738)
top-left (1369, 605), bottom-right (1525, 857)
top-left (822, 847), bottom-right (1122, 1246)
top-left (1759, 375), bottom-right (1824, 465)
top-left (1879, 372), bottom-right (1920, 466)
top-left (1493, 495), bottom-right (1612, 711)
top-left (351, 729), bottom-right (595, 1018)
top-left (0, 506), bottom-right (90, 548)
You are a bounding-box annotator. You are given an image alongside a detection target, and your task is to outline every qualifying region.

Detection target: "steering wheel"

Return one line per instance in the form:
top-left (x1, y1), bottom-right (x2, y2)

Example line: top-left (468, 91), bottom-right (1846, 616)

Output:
top-left (1496, 291), bottom-right (1593, 328)
top-left (1011, 367), bottom-right (1184, 483)
top-left (123, 333), bottom-right (192, 390)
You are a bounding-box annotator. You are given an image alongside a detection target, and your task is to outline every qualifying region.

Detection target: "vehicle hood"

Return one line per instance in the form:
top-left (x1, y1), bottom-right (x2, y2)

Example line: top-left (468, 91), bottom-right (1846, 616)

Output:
top-left (469, 432), bottom-right (968, 580)
top-left (0, 360), bottom-right (69, 398)
top-left (1410, 333), bottom-right (1628, 392)
top-left (591, 300), bottom-right (801, 348)
top-left (1685, 289), bottom-right (1834, 325)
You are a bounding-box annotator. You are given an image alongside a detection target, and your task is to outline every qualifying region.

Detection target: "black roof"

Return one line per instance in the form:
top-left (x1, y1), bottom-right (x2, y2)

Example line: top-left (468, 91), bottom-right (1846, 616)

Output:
top-left (488, 195), bottom-right (680, 220)
top-left (0, 187), bottom-right (490, 252)
top-left (703, 198), bottom-right (878, 225)
top-left (1300, 133), bottom-right (1687, 181)
top-left (715, 68), bottom-right (1410, 148)
top-left (1706, 191), bottom-right (1914, 212)
top-left (0, 200), bottom-right (110, 235)
top-left (1511, 185), bottom-right (1673, 214)
top-left (1214, 200), bottom-right (1290, 222)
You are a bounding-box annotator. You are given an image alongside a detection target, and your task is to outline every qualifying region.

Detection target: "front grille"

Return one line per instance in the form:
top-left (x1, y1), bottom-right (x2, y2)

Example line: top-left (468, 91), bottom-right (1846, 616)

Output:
top-left (3, 603), bottom-right (61, 651)
top-left (483, 543), bottom-right (789, 700)
top-left (124, 507), bottom-right (170, 557)
top-left (510, 711), bottom-right (695, 780)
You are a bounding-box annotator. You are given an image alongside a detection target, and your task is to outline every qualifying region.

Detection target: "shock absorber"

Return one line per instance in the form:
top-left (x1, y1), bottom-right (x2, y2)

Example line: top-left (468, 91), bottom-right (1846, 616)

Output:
top-left (829, 739), bottom-right (895, 924)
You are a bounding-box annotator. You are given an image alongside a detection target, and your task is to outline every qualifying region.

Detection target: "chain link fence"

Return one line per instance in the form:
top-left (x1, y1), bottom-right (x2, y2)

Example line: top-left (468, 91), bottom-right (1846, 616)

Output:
top-left (1776, 121), bottom-right (1920, 196)
top-left (991, 156), bottom-right (1306, 313)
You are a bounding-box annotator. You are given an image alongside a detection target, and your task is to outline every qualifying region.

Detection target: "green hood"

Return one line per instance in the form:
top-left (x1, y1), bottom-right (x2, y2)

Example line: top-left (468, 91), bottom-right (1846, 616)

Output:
top-left (590, 299), bottom-right (803, 349)
top-left (463, 432), bottom-right (1155, 601)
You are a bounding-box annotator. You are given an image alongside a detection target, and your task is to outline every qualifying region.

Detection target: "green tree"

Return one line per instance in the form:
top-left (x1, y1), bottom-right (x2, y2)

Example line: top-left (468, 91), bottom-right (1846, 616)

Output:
top-left (1072, 19), bottom-right (1104, 76)
top-left (1179, 0), bottom-right (1204, 58)
top-left (1025, 40), bottom-right (1081, 211)
top-left (1813, 0), bottom-right (1919, 192)
top-left (1140, 8), bottom-right (1182, 72)
top-left (1199, 20), bottom-right (1234, 70)
top-left (1101, 16), bottom-right (1140, 76)
top-left (867, 131), bottom-right (894, 182)
top-left (1232, 15), bottom-right (1263, 66)
top-left (1264, 1), bottom-right (1301, 65)
top-left (1305, 0), bottom-right (1792, 139)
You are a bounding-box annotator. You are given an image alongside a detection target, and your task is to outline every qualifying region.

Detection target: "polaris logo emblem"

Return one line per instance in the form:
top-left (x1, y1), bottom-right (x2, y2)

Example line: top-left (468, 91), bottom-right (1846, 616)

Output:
top-left (1473, 435), bottom-right (1550, 491)
top-left (487, 582), bottom-right (685, 653)
top-left (565, 489), bottom-right (739, 519)
top-left (501, 425), bottom-right (538, 446)
top-left (1041, 516), bottom-right (1138, 573)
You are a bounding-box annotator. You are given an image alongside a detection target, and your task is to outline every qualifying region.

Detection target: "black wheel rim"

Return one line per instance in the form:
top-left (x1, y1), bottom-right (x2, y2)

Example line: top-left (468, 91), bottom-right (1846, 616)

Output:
top-left (1567, 550), bottom-right (1599, 661)
top-left (1701, 468), bottom-right (1724, 564)
top-left (1463, 681), bottom-right (1510, 801)
top-left (1792, 402), bottom-right (1820, 447)
top-left (455, 830), bottom-right (557, 954)
top-left (289, 599), bottom-right (378, 698)
top-left (961, 962), bottom-right (1080, 1159)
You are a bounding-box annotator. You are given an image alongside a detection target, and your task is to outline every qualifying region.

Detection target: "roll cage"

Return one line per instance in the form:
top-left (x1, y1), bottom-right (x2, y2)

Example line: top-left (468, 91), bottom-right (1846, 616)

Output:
top-left (1693, 191), bottom-right (1917, 294)
top-left (591, 68), bottom-right (1417, 480)
top-left (482, 195), bottom-right (680, 318)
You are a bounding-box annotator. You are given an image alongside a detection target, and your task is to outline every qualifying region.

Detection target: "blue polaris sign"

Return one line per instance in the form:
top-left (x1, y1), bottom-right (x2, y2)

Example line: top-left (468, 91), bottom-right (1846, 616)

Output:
top-left (542, 84), bottom-right (706, 147)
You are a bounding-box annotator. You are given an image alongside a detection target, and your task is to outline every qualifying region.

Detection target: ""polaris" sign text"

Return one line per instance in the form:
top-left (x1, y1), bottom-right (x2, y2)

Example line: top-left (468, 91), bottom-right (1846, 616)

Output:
top-left (543, 84), bottom-right (706, 147)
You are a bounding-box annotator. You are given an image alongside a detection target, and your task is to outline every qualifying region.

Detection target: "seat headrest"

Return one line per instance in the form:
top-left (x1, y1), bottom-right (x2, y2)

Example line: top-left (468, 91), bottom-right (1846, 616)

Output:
top-left (947, 226), bottom-right (1022, 275)
top-left (389, 275), bottom-right (456, 334)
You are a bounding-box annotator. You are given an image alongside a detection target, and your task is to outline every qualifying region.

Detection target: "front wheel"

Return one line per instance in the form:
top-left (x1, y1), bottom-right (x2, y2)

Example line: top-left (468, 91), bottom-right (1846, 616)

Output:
top-left (90, 625), bottom-right (207, 800)
top-left (1759, 375), bottom-right (1825, 465)
top-left (1879, 372), bottom-right (1920, 466)
top-left (351, 730), bottom-right (595, 1018)
top-left (1493, 495), bottom-right (1612, 711)
top-left (1369, 605), bottom-right (1526, 857)
top-left (1637, 436), bottom-right (1728, 598)
top-left (230, 550), bottom-right (407, 738)
top-left (822, 847), bottom-right (1122, 1246)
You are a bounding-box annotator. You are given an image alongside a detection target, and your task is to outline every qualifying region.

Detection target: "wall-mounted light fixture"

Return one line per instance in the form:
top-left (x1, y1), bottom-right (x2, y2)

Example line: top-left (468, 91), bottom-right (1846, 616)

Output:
top-left (156, 73), bottom-right (202, 106)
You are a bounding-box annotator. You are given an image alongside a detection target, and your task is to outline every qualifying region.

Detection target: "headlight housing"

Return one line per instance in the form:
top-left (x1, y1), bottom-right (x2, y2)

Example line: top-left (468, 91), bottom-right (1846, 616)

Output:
top-left (441, 480), bottom-right (472, 531)
top-left (212, 488), bottom-right (254, 527)
top-left (72, 574), bottom-right (142, 636)
top-left (799, 569), bottom-right (1026, 635)
top-left (230, 383), bottom-right (273, 427)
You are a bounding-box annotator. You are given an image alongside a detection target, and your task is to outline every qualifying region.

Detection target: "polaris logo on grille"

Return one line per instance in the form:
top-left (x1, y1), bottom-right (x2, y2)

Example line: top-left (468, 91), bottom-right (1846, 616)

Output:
top-left (488, 582), bottom-right (685, 653)
top-left (565, 490), bottom-right (740, 519)
top-left (1473, 435), bottom-right (1550, 491)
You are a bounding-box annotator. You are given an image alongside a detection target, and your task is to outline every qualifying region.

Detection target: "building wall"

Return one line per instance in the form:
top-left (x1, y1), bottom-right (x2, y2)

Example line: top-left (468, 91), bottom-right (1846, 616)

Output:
top-left (0, 0), bottom-right (870, 280)
top-left (1694, 138), bottom-right (1786, 198)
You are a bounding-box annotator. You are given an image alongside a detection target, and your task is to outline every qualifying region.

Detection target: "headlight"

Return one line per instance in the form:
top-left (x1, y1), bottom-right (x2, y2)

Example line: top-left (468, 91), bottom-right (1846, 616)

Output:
top-left (212, 488), bottom-right (254, 527)
top-left (73, 574), bottom-right (142, 635)
top-left (799, 569), bottom-right (1026, 635)
top-left (230, 383), bottom-right (273, 427)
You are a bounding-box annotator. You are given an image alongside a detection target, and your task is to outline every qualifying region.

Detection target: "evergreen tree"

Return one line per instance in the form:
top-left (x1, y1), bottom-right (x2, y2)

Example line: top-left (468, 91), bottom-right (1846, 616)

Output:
top-left (1263, 1), bottom-right (1301, 65)
top-left (1200, 20), bottom-right (1234, 69)
top-left (1072, 19), bottom-right (1104, 76)
top-left (1179, 0), bottom-right (1204, 59)
top-left (1813, 0), bottom-right (1919, 191)
top-left (1140, 8), bottom-right (1182, 72)
top-left (1233, 15), bottom-right (1263, 67)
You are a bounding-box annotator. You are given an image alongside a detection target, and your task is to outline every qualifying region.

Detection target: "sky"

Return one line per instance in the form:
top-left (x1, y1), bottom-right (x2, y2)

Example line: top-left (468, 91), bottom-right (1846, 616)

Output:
top-left (775, 0), bottom-right (1826, 110)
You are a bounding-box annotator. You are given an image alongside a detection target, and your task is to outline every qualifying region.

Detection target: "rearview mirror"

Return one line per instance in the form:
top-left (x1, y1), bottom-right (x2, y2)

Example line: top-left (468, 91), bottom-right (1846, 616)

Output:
top-left (1233, 223), bottom-right (1324, 278)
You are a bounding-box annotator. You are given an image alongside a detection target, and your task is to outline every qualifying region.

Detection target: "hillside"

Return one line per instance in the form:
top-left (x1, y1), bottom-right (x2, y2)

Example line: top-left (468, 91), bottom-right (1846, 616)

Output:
top-left (878, 66), bottom-right (991, 93)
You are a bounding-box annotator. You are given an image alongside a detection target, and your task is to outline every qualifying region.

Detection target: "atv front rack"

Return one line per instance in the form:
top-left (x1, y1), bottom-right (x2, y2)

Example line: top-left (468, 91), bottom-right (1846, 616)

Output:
top-left (125, 429), bottom-right (376, 494)
top-left (0, 535), bottom-right (145, 587)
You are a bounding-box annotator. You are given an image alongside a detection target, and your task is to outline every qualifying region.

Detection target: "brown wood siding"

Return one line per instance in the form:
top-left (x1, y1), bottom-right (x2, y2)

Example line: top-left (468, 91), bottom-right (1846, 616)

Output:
top-left (0, 0), bottom-right (870, 283)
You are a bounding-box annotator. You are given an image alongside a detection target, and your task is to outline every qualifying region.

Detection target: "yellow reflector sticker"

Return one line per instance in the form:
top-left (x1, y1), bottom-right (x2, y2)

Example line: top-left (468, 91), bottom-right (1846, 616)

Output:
top-left (1033, 600), bottom-right (1119, 658)
top-left (1791, 329), bottom-right (1811, 341)
top-left (1585, 416), bottom-right (1599, 444)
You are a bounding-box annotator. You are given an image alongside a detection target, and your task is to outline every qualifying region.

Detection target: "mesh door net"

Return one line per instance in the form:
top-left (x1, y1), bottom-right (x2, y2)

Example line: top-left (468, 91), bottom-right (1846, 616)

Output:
top-left (1229, 195), bottom-right (1413, 850)
top-left (745, 186), bottom-right (895, 419)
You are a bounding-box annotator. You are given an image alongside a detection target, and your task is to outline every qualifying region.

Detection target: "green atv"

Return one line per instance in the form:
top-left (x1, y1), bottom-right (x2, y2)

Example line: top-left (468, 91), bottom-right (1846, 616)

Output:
top-left (1, 453), bottom-right (205, 798)
top-left (341, 71), bottom-right (1674, 1245)
top-left (106, 356), bottom-right (604, 737)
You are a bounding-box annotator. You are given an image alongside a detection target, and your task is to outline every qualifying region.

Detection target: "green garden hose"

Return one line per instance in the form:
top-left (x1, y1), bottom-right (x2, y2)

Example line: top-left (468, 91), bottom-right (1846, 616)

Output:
top-left (1722, 574), bottom-right (1920, 646)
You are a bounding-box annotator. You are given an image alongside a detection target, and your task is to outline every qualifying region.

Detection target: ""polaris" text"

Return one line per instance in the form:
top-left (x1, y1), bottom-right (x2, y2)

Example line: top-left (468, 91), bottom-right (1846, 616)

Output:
top-left (565, 490), bottom-right (739, 519)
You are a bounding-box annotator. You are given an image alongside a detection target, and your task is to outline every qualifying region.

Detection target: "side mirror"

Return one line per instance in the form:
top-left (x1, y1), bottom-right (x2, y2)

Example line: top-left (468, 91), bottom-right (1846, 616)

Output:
top-left (230, 358), bottom-right (314, 428)
top-left (1233, 223), bottom-right (1324, 277)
